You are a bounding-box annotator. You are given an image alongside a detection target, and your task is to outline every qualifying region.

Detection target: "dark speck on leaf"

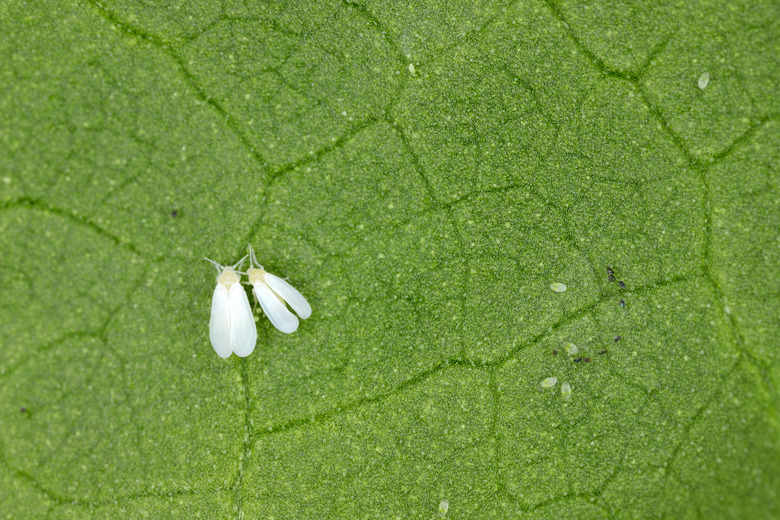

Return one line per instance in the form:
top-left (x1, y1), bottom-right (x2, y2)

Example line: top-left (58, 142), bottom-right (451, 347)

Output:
top-left (614, 336), bottom-right (621, 342)
top-left (618, 280), bottom-right (626, 288)
top-left (20, 407), bottom-right (27, 413)
top-left (573, 357), bottom-right (583, 362)
top-left (552, 349), bottom-right (558, 355)
top-left (598, 350), bottom-right (608, 355)
top-left (171, 210), bottom-right (179, 218)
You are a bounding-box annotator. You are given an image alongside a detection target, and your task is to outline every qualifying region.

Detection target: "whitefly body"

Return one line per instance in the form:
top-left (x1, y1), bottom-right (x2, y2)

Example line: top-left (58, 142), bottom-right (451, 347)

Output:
top-left (247, 246), bottom-right (311, 334)
top-left (207, 257), bottom-right (257, 358)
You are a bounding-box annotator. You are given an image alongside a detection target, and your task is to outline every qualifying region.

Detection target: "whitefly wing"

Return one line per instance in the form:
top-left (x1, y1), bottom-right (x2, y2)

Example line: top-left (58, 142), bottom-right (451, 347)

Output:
top-left (209, 284), bottom-right (232, 358)
top-left (228, 283), bottom-right (257, 357)
top-left (264, 272), bottom-right (311, 319)
top-left (254, 282), bottom-right (299, 333)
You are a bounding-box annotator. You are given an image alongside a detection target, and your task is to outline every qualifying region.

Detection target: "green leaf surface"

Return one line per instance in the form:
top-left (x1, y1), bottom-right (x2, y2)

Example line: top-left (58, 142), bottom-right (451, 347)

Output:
top-left (1, 0), bottom-right (778, 518)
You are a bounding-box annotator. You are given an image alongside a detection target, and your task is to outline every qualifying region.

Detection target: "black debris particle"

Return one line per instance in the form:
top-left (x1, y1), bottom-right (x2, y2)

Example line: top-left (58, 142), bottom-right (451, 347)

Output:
top-left (573, 357), bottom-right (583, 362)
top-left (598, 350), bottom-right (608, 355)
top-left (552, 349), bottom-right (558, 356)
top-left (614, 335), bottom-right (621, 342)
top-left (20, 407), bottom-right (27, 413)
top-left (171, 209), bottom-right (179, 218)
top-left (618, 280), bottom-right (626, 288)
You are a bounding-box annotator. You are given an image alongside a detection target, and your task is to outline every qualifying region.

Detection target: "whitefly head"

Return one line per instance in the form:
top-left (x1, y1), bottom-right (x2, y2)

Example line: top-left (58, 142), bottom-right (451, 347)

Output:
top-left (246, 246), bottom-right (269, 287)
top-left (205, 255), bottom-right (248, 289)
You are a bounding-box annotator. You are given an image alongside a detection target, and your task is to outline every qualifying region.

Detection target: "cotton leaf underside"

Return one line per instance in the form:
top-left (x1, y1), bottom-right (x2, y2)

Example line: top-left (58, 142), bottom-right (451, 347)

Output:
top-left (0, 0), bottom-right (778, 519)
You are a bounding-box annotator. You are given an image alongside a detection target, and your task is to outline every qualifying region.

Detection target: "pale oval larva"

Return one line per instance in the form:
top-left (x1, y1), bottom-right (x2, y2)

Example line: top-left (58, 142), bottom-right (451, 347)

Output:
top-left (540, 376), bottom-right (558, 388)
top-left (561, 382), bottom-right (572, 400)
top-left (698, 71), bottom-right (710, 90)
top-left (550, 282), bottom-right (567, 292)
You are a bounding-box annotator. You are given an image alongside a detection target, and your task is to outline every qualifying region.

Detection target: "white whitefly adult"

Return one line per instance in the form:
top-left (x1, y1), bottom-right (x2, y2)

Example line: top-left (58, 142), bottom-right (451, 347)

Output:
top-left (205, 255), bottom-right (257, 358)
top-left (247, 245), bottom-right (311, 334)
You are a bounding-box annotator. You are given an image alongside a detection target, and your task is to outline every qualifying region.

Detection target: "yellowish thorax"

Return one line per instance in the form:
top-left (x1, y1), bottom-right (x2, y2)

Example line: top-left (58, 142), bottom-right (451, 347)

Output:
top-left (217, 268), bottom-right (240, 289)
top-left (247, 267), bottom-right (266, 285)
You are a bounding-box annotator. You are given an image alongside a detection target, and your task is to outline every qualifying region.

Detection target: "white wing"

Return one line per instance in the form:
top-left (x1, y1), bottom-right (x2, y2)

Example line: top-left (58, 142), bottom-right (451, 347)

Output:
top-left (254, 283), bottom-right (299, 333)
top-left (209, 284), bottom-right (232, 358)
top-left (264, 272), bottom-right (311, 319)
top-left (228, 284), bottom-right (257, 357)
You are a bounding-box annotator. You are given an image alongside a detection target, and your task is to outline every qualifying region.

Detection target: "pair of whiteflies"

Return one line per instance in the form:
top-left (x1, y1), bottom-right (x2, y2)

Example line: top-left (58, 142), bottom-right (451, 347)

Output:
top-left (205, 246), bottom-right (311, 358)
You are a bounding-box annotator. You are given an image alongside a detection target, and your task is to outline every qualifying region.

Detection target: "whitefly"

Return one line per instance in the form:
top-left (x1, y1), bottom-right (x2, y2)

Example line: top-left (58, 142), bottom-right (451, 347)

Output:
top-left (205, 255), bottom-right (257, 358)
top-left (247, 245), bottom-right (311, 334)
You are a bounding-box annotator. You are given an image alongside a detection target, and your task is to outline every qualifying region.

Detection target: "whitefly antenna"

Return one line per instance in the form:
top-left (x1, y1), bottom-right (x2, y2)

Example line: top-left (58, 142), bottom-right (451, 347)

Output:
top-left (232, 254), bottom-right (249, 273)
top-left (204, 257), bottom-right (223, 273)
top-left (248, 245), bottom-right (263, 270)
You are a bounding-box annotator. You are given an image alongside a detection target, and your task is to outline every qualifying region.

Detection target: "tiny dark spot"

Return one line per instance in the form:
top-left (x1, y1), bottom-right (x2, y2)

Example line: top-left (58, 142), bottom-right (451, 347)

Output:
top-left (20, 407), bottom-right (26, 413)
top-left (598, 350), bottom-right (608, 355)
top-left (171, 210), bottom-right (179, 218)
top-left (552, 349), bottom-right (558, 356)
top-left (619, 299), bottom-right (626, 308)
top-left (584, 357), bottom-right (591, 363)
top-left (573, 357), bottom-right (582, 362)
top-left (614, 335), bottom-right (621, 342)
top-left (618, 280), bottom-right (626, 288)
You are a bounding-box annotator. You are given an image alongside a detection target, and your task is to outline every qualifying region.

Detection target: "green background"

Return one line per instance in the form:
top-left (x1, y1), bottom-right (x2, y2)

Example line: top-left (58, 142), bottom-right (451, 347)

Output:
top-left (1, 0), bottom-right (778, 518)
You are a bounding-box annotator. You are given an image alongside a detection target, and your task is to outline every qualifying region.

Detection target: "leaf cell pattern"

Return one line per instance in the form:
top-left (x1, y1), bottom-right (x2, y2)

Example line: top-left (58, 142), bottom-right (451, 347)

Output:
top-left (1, 0), bottom-right (778, 518)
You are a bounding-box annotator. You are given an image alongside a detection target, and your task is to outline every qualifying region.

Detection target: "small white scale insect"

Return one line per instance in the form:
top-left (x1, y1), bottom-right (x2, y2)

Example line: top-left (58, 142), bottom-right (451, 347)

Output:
top-left (205, 256), bottom-right (257, 358)
top-left (247, 246), bottom-right (311, 334)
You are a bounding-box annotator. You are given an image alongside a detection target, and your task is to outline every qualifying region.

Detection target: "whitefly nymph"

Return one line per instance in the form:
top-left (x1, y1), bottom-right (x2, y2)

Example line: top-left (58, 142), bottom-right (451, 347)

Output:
top-left (247, 246), bottom-right (311, 333)
top-left (561, 381), bottom-right (572, 400)
top-left (206, 255), bottom-right (257, 358)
